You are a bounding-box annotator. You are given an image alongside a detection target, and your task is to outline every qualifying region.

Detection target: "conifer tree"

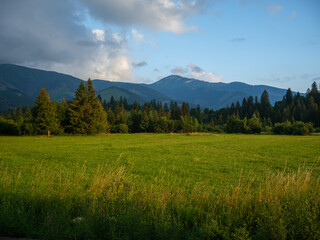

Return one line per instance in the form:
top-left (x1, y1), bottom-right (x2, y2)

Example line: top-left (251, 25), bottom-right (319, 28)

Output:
top-left (21, 107), bottom-right (34, 135)
top-left (67, 80), bottom-right (109, 134)
top-left (260, 90), bottom-right (272, 119)
top-left (32, 87), bottom-right (60, 136)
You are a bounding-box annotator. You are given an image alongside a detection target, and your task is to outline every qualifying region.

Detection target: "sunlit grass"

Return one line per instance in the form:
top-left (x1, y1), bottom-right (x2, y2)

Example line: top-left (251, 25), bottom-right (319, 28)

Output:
top-left (0, 134), bottom-right (319, 239)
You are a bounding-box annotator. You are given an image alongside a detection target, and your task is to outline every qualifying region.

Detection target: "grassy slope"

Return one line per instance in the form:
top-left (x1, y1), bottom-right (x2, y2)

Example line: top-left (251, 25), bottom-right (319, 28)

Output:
top-left (1, 134), bottom-right (319, 191)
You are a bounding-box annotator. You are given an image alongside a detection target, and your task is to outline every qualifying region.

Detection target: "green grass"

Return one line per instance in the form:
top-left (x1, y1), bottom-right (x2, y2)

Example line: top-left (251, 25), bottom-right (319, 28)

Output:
top-left (0, 134), bottom-right (320, 239)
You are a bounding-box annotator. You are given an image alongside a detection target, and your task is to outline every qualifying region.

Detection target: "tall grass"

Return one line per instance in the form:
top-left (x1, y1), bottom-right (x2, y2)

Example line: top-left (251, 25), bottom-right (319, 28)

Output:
top-left (0, 161), bottom-right (319, 240)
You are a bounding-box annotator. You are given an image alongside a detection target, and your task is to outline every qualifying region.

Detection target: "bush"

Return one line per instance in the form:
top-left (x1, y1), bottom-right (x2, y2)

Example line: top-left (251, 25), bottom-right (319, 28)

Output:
top-left (292, 121), bottom-right (309, 135)
top-left (273, 121), bottom-right (293, 135)
top-left (0, 117), bottom-right (20, 135)
top-left (273, 121), bottom-right (312, 135)
top-left (113, 123), bottom-right (128, 133)
top-left (20, 122), bottom-right (34, 135)
top-left (225, 116), bottom-right (245, 133)
top-left (205, 124), bottom-right (224, 133)
top-left (247, 114), bottom-right (262, 133)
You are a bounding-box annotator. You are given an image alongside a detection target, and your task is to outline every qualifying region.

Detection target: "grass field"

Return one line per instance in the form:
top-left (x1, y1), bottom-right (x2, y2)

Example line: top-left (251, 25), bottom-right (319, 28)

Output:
top-left (0, 134), bottom-right (320, 239)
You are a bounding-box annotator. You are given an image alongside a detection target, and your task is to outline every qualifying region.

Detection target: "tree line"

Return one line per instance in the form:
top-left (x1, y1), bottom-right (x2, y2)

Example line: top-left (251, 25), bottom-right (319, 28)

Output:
top-left (0, 80), bottom-right (319, 135)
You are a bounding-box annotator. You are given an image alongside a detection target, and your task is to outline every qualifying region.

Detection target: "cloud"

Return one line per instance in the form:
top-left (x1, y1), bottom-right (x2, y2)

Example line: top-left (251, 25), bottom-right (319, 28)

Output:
top-left (131, 29), bottom-right (144, 43)
top-left (132, 61), bottom-right (148, 68)
top-left (0, 0), bottom-right (136, 82)
top-left (92, 29), bottom-right (105, 41)
top-left (187, 64), bottom-right (203, 73)
top-left (231, 38), bottom-right (246, 43)
top-left (171, 66), bottom-right (188, 75)
top-left (171, 64), bottom-right (222, 83)
top-left (0, 0), bottom-right (211, 83)
top-left (78, 0), bottom-right (209, 34)
top-left (267, 3), bottom-right (283, 15)
top-left (189, 71), bottom-right (222, 83)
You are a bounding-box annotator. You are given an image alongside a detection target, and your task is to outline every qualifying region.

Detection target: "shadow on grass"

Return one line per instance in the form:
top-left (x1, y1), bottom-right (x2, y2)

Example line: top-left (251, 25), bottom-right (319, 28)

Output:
top-left (1, 163), bottom-right (320, 240)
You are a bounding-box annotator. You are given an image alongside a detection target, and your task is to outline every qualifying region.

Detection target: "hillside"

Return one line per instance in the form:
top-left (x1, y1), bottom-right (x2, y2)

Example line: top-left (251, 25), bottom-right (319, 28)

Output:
top-left (98, 86), bottom-right (145, 103)
top-left (93, 80), bottom-right (171, 103)
top-left (150, 75), bottom-right (290, 109)
top-left (0, 64), bottom-right (171, 111)
top-left (0, 64), bottom-right (82, 101)
top-left (0, 64), bottom-right (294, 112)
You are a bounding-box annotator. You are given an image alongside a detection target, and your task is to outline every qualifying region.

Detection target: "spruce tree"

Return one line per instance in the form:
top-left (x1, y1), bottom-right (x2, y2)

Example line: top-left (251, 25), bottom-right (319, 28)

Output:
top-left (67, 80), bottom-right (109, 134)
top-left (32, 87), bottom-right (60, 136)
top-left (260, 90), bottom-right (272, 119)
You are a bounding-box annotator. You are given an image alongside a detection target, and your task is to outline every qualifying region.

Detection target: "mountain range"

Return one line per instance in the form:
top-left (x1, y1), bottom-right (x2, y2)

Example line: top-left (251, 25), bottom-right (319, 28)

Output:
top-left (0, 64), bottom-right (293, 112)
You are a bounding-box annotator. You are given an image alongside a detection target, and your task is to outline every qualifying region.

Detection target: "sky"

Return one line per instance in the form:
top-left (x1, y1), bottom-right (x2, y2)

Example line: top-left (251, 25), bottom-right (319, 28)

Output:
top-left (0, 0), bottom-right (319, 92)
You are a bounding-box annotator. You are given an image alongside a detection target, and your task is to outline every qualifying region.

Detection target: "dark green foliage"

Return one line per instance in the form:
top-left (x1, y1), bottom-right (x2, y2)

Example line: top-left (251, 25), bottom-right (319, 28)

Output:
top-left (113, 123), bottom-right (129, 133)
top-left (273, 121), bottom-right (312, 135)
top-left (20, 107), bottom-right (34, 135)
top-left (247, 113), bottom-right (262, 133)
top-left (67, 80), bottom-right (109, 134)
top-left (0, 116), bottom-right (20, 135)
top-left (1, 81), bottom-right (319, 135)
top-left (225, 116), bottom-right (245, 133)
top-left (32, 87), bottom-right (60, 135)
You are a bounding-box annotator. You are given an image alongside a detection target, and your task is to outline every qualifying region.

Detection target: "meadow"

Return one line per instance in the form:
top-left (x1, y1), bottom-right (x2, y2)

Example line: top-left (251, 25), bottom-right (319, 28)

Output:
top-left (0, 134), bottom-right (320, 239)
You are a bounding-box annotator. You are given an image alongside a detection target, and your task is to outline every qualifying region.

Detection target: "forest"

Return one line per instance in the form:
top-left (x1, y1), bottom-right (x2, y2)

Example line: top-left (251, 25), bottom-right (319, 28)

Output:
top-left (0, 79), bottom-right (319, 136)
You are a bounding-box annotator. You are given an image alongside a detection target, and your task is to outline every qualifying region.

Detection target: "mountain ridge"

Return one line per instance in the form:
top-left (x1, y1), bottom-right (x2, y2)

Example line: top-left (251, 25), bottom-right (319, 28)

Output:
top-left (0, 64), bottom-right (295, 111)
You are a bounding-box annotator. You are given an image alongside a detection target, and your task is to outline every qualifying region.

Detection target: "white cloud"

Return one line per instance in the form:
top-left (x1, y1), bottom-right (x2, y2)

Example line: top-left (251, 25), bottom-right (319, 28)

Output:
top-left (131, 29), bottom-right (144, 43)
top-left (189, 71), bottom-right (222, 83)
top-left (79, 0), bottom-right (208, 34)
top-left (0, 0), bottom-right (210, 83)
top-left (171, 64), bottom-right (223, 83)
top-left (171, 66), bottom-right (188, 75)
top-left (92, 29), bottom-right (105, 41)
top-left (0, 1), bottom-right (137, 82)
top-left (267, 3), bottom-right (283, 15)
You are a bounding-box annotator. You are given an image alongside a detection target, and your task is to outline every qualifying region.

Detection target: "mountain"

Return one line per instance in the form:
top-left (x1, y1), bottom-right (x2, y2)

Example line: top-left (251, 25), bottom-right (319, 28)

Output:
top-left (0, 64), bottom-right (294, 112)
top-left (92, 80), bottom-right (171, 103)
top-left (0, 64), bottom-right (171, 111)
top-left (150, 75), bottom-right (290, 109)
top-left (0, 64), bottom-right (82, 103)
top-left (0, 83), bottom-right (34, 111)
top-left (98, 86), bottom-right (145, 103)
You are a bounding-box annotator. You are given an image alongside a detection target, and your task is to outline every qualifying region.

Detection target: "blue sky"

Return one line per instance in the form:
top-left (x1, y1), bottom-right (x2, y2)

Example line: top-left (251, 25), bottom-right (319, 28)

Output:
top-left (128, 0), bottom-right (320, 92)
top-left (1, 0), bottom-right (319, 92)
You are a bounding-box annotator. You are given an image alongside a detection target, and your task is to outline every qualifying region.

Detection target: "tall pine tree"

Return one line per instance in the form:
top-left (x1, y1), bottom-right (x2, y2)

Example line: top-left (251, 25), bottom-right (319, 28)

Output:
top-left (67, 80), bottom-right (109, 134)
top-left (32, 87), bottom-right (60, 136)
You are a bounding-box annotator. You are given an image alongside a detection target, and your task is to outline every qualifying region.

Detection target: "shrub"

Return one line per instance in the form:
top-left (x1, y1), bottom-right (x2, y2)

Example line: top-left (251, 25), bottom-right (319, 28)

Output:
top-left (273, 121), bottom-right (312, 135)
top-left (247, 113), bottom-right (262, 133)
top-left (292, 121), bottom-right (309, 135)
top-left (113, 123), bottom-right (128, 133)
top-left (225, 116), bottom-right (245, 133)
top-left (273, 121), bottom-right (293, 135)
top-left (0, 117), bottom-right (20, 135)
